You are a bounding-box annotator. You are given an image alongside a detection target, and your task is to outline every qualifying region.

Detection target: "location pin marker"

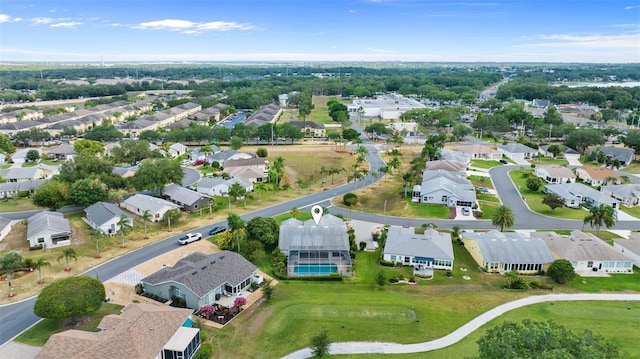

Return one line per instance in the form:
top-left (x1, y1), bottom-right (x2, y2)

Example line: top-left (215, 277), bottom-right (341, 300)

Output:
top-left (311, 205), bottom-right (323, 225)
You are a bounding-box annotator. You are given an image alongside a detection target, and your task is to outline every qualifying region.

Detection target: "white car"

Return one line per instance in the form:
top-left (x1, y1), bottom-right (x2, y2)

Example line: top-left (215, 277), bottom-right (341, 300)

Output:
top-left (178, 232), bottom-right (203, 245)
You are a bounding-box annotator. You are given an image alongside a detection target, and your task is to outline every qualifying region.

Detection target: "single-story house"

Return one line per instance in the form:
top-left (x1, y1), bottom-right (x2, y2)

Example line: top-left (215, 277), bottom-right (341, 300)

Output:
top-left (412, 170), bottom-right (476, 207)
top-left (535, 165), bottom-right (576, 184)
top-left (168, 143), bottom-right (188, 157)
top-left (454, 144), bottom-right (502, 161)
top-left (462, 230), bottom-right (554, 274)
top-left (439, 149), bottom-right (472, 166)
top-left (27, 211), bottom-right (72, 248)
top-left (112, 165), bottom-right (139, 178)
top-left (0, 178), bottom-right (47, 198)
top-left (45, 143), bottom-right (76, 161)
top-left (141, 251), bottom-right (258, 309)
top-left (122, 194), bottom-right (181, 223)
top-left (36, 303), bottom-right (200, 359)
top-left (11, 148), bottom-right (42, 165)
top-left (425, 160), bottom-right (466, 173)
top-left (613, 233), bottom-right (640, 268)
top-left (289, 121), bottom-right (327, 138)
top-left (590, 146), bottom-right (635, 167)
top-left (538, 144), bottom-right (580, 161)
top-left (223, 158), bottom-right (268, 183)
top-left (83, 201), bottom-right (133, 236)
top-left (600, 184), bottom-right (640, 207)
top-left (534, 230), bottom-right (633, 274)
top-left (497, 143), bottom-right (537, 161)
top-left (383, 226), bottom-right (454, 270)
top-left (544, 183), bottom-right (619, 209)
top-left (5, 167), bottom-right (45, 182)
top-left (206, 150), bottom-right (253, 167)
top-left (162, 183), bottom-right (210, 212)
top-left (575, 166), bottom-right (621, 186)
top-left (195, 177), bottom-right (253, 197)
top-left (0, 216), bottom-right (14, 243)
top-left (278, 214), bottom-right (352, 276)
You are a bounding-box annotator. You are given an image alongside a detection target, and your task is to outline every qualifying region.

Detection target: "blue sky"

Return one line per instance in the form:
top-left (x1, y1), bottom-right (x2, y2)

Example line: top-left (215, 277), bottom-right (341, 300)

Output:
top-left (0, 0), bottom-right (638, 63)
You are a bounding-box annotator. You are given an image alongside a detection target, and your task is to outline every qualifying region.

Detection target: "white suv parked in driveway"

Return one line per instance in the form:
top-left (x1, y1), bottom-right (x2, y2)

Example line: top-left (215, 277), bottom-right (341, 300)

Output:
top-left (178, 232), bottom-right (202, 245)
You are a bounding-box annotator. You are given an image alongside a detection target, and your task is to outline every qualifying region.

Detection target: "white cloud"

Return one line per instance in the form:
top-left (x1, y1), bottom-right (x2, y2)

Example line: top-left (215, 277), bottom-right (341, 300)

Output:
top-left (50, 22), bottom-right (83, 29)
top-left (31, 17), bottom-right (54, 24)
top-left (624, 5), bottom-right (639, 10)
top-left (529, 32), bottom-right (640, 49)
top-left (0, 14), bottom-right (10, 23)
top-left (134, 19), bottom-right (254, 33)
top-left (13, 17), bottom-right (23, 22)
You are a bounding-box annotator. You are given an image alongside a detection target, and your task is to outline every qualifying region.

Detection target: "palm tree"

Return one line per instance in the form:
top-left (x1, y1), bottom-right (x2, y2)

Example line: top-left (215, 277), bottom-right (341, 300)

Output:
top-left (0, 251), bottom-right (24, 297)
top-left (451, 225), bottom-right (461, 240)
top-left (117, 214), bottom-right (133, 248)
top-left (164, 209), bottom-right (181, 232)
top-left (141, 210), bottom-right (152, 239)
top-left (33, 257), bottom-right (51, 284)
top-left (491, 205), bottom-right (515, 232)
top-left (583, 204), bottom-right (617, 236)
top-left (227, 213), bottom-right (246, 253)
top-left (208, 198), bottom-right (217, 219)
top-left (57, 248), bottom-right (78, 271)
top-left (289, 206), bottom-right (299, 219)
top-left (90, 229), bottom-right (104, 258)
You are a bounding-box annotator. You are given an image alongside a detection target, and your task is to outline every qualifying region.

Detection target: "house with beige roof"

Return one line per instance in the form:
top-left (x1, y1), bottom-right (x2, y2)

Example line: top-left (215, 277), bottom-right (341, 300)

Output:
top-left (36, 303), bottom-right (200, 359)
top-left (122, 194), bottom-right (181, 222)
top-left (535, 165), bottom-right (576, 184)
top-left (425, 160), bottom-right (466, 173)
top-left (534, 230), bottom-right (633, 274)
top-left (613, 233), bottom-right (640, 268)
top-left (453, 144), bottom-right (502, 161)
top-left (575, 166), bottom-right (621, 186)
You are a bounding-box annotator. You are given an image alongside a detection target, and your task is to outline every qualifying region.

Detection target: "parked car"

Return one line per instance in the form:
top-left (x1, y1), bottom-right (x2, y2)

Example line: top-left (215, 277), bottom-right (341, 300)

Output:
top-left (499, 159), bottom-right (508, 164)
top-left (462, 207), bottom-right (471, 216)
top-left (208, 226), bottom-right (227, 236)
top-left (178, 232), bottom-right (203, 245)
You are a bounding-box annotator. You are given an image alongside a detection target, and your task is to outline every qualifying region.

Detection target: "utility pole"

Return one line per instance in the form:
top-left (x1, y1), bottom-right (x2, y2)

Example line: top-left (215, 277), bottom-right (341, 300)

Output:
top-left (548, 123), bottom-right (552, 141)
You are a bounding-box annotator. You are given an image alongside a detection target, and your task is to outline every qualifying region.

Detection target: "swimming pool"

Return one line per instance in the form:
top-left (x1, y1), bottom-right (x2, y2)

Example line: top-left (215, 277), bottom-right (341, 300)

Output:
top-left (183, 317), bottom-right (193, 327)
top-left (293, 263), bottom-right (338, 275)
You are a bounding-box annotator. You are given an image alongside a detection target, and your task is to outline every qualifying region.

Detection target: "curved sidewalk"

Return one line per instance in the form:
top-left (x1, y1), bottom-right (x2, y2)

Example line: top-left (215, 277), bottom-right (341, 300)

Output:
top-left (281, 293), bottom-right (640, 359)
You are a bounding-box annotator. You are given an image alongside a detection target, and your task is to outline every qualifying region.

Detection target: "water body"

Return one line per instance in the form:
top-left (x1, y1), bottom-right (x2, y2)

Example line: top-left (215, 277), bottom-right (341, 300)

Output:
top-left (552, 81), bottom-right (640, 88)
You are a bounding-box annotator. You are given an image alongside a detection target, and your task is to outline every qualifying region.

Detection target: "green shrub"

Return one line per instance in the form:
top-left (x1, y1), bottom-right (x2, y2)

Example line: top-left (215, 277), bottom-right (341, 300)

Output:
top-left (193, 343), bottom-right (212, 359)
top-left (29, 244), bottom-right (43, 251)
top-left (379, 259), bottom-right (395, 267)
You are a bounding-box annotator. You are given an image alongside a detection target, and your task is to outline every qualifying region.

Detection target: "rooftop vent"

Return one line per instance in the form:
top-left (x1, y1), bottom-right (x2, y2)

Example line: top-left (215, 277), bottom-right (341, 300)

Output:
top-left (201, 266), bottom-right (207, 270)
top-left (191, 271), bottom-right (198, 275)
top-left (210, 260), bottom-right (216, 264)
top-left (219, 255), bottom-right (225, 259)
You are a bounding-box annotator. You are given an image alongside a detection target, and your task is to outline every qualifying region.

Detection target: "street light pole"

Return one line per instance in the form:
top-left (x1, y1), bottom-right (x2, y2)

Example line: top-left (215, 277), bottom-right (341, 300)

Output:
top-left (384, 200), bottom-right (387, 217)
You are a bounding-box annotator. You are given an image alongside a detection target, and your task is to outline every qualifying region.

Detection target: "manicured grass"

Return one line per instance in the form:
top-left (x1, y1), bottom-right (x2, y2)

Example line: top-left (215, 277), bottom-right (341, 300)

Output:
top-left (529, 157), bottom-right (569, 166)
top-left (476, 194), bottom-right (500, 203)
top-left (0, 197), bottom-right (40, 212)
top-left (568, 269), bottom-right (640, 292)
top-left (409, 201), bottom-right (450, 219)
top-left (330, 301), bottom-right (640, 359)
top-left (307, 95), bottom-right (338, 124)
top-left (272, 211), bottom-right (313, 224)
top-left (622, 161), bottom-right (640, 174)
top-left (15, 303), bottom-right (124, 346)
top-left (470, 160), bottom-right (502, 169)
top-left (509, 169), bottom-right (588, 220)
top-left (620, 205), bottom-right (640, 219)
top-left (467, 175), bottom-right (494, 189)
top-left (476, 201), bottom-right (501, 220)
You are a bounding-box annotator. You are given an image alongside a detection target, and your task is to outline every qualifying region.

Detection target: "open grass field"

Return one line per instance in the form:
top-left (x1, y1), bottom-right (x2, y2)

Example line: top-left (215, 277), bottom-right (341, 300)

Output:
top-left (509, 169), bottom-right (588, 220)
top-left (0, 197), bottom-right (39, 212)
top-left (307, 95), bottom-right (341, 125)
top-left (470, 160), bottom-right (502, 169)
top-left (15, 303), bottom-right (124, 346)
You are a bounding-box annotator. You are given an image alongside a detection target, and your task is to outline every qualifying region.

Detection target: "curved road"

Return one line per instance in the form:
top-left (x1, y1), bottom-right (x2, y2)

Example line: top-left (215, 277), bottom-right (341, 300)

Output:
top-left (1, 126), bottom-right (638, 345)
top-left (281, 293), bottom-right (640, 359)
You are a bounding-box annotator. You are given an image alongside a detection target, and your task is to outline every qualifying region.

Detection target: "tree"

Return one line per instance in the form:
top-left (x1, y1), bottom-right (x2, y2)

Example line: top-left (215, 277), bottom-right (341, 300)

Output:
top-left (343, 192), bottom-right (358, 207)
top-left (546, 144), bottom-right (563, 158)
top-left (270, 156), bottom-right (286, 189)
top-left (289, 206), bottom-right (299, 219)
top-left (451, 225), bottom-right (461, 240)
top-left (547, 259), bottom-right (576, 284)
top-left (491, 205), bottom-right (515, 232)
top-left (256, 147), bottom-right (268, 157)
top-left (474, 319), bottom-right (618, 359)
top-left (452, 124), bottom-right (472, 141)
top-left (230, 136), bottom-right (243, 150)
top-left (32, 257), bottom-right (51, 284)
top-left (163, 209), bottom-right (181, 231)
top-left (543, 106), bottom-right (563, 126)
top-left (583, 204), bottom-right (617, 236)
top-left (564, 128), bottom-right (605, 154)
top-left (542, 192), bottom-right (565, 212)
top-left (32, 181), bottom-right (69, 211)
top-left (141, 210), bottom-right (152, 239)
top-left (26, 149), bottom-right (40, 163)
top-left (0, 251), bottom-right (24, 297)
top-left (622, 129), bottom-right (640, 160)
top-left (132, 158), bottom-right (184, 192)
top-left (246, 216), bottom-right (279, 246)
top-left (70, 178), bottom-right (108, 207)
top-left (83, 124), bottom-right (122, 142)
top-left (73, 139), bottom-right (104, 156)
top-left (90, 229), bottom-right (104, 258)
top-left (57, 248), bottom-right (78, 271)
top-left (375, 269), bottom-right (385, 287)
top-left (341, 128), bottom-right (360, 142)
top-left (227, 213), bottom-right (246, 252)
top-left (525, 176), bottom-right (544, 192)
top-left (110, 140), bottom-right (159, 165)
top-left (261, 278), bottom-right (274, 302)
top-left (310, 330), bottom-right (331, 358)
top-left (0, 134), bottom-right (16, 154)
top-left (34, 276), bottom-right (106, 321)
top-left (228, 182), bottom-right (247, 206)
top-left (117, 214), bottom-right (132, 248)
top-left (215, 231), bottom-right (234, 250)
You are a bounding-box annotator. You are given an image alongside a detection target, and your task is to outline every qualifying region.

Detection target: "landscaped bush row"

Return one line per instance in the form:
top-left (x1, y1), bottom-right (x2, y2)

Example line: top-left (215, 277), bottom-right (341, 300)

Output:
top-left (139, 292), bottom-right (168, 303)
top-left (275, 273), bottom-right (344, 282)
top-left (29, 244), bottom-right (43, 251)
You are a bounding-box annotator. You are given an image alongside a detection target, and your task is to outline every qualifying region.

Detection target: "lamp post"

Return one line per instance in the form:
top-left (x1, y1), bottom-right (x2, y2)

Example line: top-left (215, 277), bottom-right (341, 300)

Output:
top-left (384, 200), bottom-right (387, 217)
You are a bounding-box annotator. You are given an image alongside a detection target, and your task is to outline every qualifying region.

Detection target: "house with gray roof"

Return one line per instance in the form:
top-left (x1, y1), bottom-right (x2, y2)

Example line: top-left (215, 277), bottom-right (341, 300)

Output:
top-left (383, 226), bottom-right (454, 271)
top-left (206, 150), bottom-right (252, 166)
top-left (244, 103), bottom-right (282, 126)
top-left (27, 211), bottom-right (71, 248)
top-left (0, 216), bottom-right (14, 243)
top-left (84, 202), bottom-right (133, 236)
top-left (538, 144), bottom-right (580, 161)
top-left (11, 148), bottom-right (42, 165)
top-left (168, 143), bottom-right (188, 158)
top-left (0, 179), bottom-right (47, 198)
top-left (600, 184), bottom-right (640, 207)
top-left (614, 233), bottom-right (640, 268)
top-left (544, 182), bottom-right (619, 209)
top-left (44, 143), bottom-right (76, 161)
top-left (163, 183), bottom-right (209, 212)
top-left (497, 143), bottom-right (537, 161)
top-left (462, 230), bottom-right (554, 274)
top-left (5, 167), bottom-right (47, 182)
top-left (439, 149), bottom-right (472, 166)
top-left (195, 176), bottom-right (253, 197)
top-left (141, 251), bottom-right (258, 310)
top-left (534, 231), bottom-right (633, 274)
top-left (412, 169), bottom-right (476, 207)
top-left (278, 214), bottom-right (352, 276)
top-left (122, 194), bottom-right (181, 223)
top-left (590, 146), bottom-right (635, 167)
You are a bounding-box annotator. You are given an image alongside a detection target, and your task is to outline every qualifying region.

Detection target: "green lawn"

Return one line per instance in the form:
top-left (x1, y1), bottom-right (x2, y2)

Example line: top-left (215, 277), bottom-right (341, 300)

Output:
top-left (272, 211), bottom-right (313, 224)
top-left (330, 301), bottom-right (640, 359)
top-left (476, 201), bottom-right (501, 220)
top-left (0, 197), bottom-right (40, 212)
top-left (529, 157), bottom-right (569, 166)
top-left (476, 194), bottom-right (500, 203)
top-left (467, 175), bottom-right (494, 189)
top-left (620, 205), bottom-right (640, 219)
top-left (509, 169), bottom-right (588, 220)
top-left (622, 161), bottom-right (640, 174)
top-left (15, 303), bottom-right (124, 346)
top-left (408, 201), bottom-right (450, 219)
top-left (307, 95), bottom-right (338, 125)
top-left (470, 160), bottom-right (502, 169)
top-left (569, 269), bottom-right (640, 292)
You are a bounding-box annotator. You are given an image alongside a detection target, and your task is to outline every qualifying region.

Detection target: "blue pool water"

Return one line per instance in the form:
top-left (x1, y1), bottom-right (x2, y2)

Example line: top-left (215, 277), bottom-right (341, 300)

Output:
top-left (183, 318), bottom-right (193, 327)
top-left (294, 263), bottom-right (338, 275)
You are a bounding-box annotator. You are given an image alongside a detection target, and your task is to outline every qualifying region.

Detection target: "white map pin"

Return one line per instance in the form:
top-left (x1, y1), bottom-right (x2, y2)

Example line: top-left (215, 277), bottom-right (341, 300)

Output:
top-left (311, 205), bottom-right (323, 225)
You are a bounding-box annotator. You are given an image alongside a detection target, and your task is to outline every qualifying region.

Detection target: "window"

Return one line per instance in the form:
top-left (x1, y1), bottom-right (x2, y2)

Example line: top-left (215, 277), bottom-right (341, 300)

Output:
top-left (390, 255), bottom-right (396, 262)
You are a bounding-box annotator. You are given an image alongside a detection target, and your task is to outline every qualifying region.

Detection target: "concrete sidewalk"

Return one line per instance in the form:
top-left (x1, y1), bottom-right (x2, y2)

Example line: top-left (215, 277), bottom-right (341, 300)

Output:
top-left (280, 293), bottom-right (640, 358)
